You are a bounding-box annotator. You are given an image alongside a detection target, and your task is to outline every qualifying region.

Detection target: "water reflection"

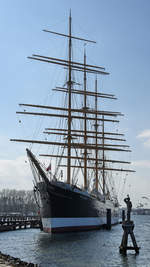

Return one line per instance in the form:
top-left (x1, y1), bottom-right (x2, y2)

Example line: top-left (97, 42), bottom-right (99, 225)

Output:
top-left (120, 253), bottom-right (139, 267)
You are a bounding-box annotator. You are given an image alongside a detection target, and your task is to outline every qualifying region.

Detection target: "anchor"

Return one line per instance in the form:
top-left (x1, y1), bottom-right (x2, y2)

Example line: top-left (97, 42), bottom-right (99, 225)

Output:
top-left (119, 195), bottom-right (140, 255)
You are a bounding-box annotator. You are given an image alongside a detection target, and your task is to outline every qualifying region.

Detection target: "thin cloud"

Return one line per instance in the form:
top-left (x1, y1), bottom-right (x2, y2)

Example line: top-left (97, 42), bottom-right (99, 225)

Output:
top-left (132, 160), bottom-right (150, 168)
top-left (0, 156), bottom-right (33, 190)
top-left (137, 129), bottom-right (150, 148)
top-left (137, 129), bottom-right (150, 139)
top-left (143, 139), bottom-right (150, 147)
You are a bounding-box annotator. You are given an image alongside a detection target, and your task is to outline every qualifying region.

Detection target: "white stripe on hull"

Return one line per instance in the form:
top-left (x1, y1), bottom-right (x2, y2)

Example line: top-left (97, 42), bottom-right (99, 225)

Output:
top-left (42, 216), bottom-right (119, 233)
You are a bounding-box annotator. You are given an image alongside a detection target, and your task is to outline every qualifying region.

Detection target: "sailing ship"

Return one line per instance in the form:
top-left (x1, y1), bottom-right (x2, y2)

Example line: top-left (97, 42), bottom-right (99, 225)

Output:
top-left (11, 12), bottom-right (135, 233)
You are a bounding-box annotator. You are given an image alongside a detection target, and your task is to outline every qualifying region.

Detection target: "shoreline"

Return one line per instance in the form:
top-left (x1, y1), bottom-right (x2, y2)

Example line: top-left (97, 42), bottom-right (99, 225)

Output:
top-left (0, 251), bottom-right (38, 267)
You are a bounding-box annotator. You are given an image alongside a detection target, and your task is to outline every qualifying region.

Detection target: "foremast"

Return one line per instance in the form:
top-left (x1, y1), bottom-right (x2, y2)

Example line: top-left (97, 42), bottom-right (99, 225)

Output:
top-left (67, 11), bottom-right (72, 184)
top-left (83, 48), bottom-right (88, 189)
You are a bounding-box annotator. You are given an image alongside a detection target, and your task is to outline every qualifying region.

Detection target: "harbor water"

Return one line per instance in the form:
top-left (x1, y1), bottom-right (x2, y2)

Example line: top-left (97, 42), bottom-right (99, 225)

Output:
top-left (0, 215), bottom-right (149, 267)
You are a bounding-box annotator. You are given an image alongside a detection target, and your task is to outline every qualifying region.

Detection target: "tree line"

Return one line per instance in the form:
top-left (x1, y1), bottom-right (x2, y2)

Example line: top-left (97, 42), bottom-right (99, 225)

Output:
top-left (0, 189), bottom-right (38, 215)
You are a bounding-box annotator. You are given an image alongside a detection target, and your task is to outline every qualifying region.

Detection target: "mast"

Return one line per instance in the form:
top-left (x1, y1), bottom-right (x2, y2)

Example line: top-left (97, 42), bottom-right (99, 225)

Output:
top-left (67, 10), bottom-right (72, 184)
top-left (83, 48), bottom-right (87, 189)
top-left (95, 77), bottom-right (98, 191)
top-left (102, 115), bottom-right (105, 196)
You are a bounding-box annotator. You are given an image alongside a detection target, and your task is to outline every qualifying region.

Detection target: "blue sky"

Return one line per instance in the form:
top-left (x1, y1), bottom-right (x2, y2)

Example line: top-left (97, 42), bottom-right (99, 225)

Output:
top-left (0, 0), bottom-right (150, 208)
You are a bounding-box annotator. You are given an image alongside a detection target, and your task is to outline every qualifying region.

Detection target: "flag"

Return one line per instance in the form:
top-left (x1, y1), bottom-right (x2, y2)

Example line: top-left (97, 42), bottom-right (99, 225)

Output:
top-left (46, 163), bottom-right (51, 171)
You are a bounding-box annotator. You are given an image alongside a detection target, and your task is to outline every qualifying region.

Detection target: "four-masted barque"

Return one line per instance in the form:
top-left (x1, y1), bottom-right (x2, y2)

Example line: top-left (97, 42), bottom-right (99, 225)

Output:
top-left (11, 12), bottom-right (135, 233)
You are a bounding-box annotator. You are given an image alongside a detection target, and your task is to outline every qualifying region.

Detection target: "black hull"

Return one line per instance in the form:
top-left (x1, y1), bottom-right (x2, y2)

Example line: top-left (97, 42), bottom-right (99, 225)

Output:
top-left (37, 181), bottom-right (119, 233)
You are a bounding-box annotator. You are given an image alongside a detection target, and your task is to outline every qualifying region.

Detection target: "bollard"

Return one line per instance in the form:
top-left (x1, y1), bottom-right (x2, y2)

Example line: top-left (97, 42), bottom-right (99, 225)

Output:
top-left (106, 209), bottom-right (111, 230)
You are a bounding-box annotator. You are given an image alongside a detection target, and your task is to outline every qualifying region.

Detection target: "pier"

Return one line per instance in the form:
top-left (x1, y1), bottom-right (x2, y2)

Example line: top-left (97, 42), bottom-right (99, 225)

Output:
top-left (0, 215), bottom-right (42, 232)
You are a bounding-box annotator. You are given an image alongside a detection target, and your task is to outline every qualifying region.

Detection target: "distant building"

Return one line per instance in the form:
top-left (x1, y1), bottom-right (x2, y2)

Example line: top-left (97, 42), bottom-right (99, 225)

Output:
top-left (132, 208), bottom-right (150, 215)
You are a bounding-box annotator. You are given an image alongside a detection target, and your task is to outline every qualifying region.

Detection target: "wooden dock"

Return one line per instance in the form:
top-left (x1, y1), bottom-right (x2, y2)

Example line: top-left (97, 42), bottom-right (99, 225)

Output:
top-left (0, 215), bottom-right (42, 232)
